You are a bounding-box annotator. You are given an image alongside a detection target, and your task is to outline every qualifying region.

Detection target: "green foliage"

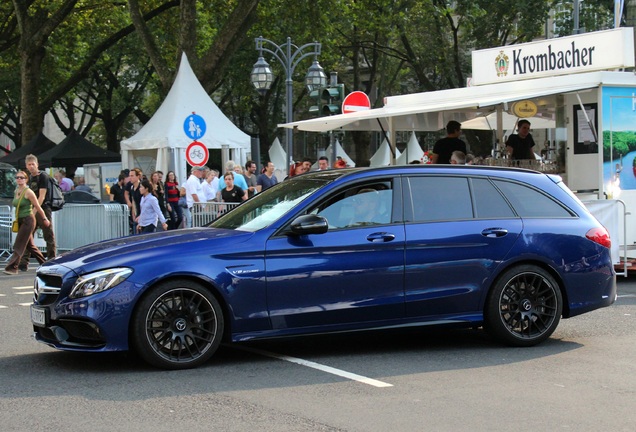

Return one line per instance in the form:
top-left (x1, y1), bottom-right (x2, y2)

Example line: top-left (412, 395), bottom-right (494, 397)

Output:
top-left (602, 130), bottom-right (636, 160)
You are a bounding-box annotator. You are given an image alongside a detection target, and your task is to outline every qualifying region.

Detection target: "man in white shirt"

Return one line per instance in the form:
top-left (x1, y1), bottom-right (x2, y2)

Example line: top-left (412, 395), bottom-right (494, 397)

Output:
top-left (186, 166), bottom-right (205, 227)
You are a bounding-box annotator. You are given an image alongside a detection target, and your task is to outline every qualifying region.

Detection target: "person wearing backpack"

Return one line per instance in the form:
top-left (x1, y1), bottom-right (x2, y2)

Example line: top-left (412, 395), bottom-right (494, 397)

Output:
top-left (20, 154), bottom-right (56, 268)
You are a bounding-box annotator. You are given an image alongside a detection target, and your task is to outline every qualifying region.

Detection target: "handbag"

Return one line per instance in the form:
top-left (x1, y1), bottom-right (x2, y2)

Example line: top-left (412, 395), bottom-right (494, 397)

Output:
top-left (12, 188), bottom-right (27, 233)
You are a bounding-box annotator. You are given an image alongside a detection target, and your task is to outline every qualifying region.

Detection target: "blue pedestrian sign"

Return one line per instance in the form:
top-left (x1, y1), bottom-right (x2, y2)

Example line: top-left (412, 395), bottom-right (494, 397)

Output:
top-left (183, 113), bottom-right (206, 140)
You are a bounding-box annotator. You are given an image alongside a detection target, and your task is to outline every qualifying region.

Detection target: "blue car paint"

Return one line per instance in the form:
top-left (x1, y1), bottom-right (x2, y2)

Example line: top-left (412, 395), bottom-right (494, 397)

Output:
top-left (32, 165), bottom-right (616, 356)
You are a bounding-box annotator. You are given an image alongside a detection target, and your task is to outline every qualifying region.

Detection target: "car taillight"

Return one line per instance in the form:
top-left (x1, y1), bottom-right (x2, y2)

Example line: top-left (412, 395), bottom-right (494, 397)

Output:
top-left (586, 227), bottom-right (611, 248)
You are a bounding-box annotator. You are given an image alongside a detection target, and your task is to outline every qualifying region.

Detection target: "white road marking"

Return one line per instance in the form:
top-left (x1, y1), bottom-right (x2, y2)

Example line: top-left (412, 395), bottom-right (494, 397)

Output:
top-left (13, 286), bottom-right (32, 290)
top-left (0, 305), bottom-right (6, 309)
top-left (617, 294), bottom-right (635, 298)
top-left (19, 303), bottom-right (32, 306)
top-left (235, 345), bottom-right (393, 388)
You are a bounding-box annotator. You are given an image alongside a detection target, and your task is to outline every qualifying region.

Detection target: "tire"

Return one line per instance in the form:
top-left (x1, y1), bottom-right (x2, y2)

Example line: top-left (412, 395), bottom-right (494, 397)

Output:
top-left (484, 265), bottom-right (562, 347)
top-left (130, 280), bottom-right (224, 369)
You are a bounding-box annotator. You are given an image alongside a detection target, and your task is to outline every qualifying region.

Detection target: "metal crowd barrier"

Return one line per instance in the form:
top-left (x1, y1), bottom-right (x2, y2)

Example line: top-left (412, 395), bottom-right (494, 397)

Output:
top-left (482, 158), bottom-right (561, 174)
top-left (191, 201), bottom-right (240, 227)
top-left (51, 204), bottom-right (130, 252)
top-left (0, 205), bottom-right (12, 261)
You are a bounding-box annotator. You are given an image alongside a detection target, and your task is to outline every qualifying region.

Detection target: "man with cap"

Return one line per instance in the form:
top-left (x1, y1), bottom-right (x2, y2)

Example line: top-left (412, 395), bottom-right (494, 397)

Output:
top-left (185, 165), bottom-right (206, 227)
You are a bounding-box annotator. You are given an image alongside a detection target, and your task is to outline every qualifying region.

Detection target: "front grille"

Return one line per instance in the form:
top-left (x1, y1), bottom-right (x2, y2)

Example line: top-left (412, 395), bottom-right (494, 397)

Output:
top-left (33, 275), bottom-right (62, 305)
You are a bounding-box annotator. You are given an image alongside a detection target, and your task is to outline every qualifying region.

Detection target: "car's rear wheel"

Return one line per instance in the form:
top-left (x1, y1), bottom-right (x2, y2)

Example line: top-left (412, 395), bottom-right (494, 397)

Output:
top-left (131, 280), bottom-right (224, 369)
top-left (484, 265), bottom-right (562, 347)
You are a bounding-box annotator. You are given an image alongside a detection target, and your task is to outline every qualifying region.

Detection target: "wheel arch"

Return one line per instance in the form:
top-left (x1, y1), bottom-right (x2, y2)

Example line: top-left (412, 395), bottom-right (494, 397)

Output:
top-left (127, 274), bottom-right (233, 347)
top-left (485, 259), bottom-right (570, 318)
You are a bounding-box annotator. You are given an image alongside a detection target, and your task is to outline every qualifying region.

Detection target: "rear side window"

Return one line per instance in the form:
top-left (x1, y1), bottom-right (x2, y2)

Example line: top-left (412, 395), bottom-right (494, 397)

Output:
top-left (471, 178), bottom-right (515, 218)
top-left (493, 180), bottom-right (573, 218)
top-left (408, 177), bottom-right (473, 222)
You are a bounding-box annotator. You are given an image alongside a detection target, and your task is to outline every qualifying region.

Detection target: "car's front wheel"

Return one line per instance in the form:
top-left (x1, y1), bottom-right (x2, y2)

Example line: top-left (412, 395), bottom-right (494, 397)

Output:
top-left (484, 265), bottom-right (562, 347)
top-left (131, 280), bottom-right (224, 369)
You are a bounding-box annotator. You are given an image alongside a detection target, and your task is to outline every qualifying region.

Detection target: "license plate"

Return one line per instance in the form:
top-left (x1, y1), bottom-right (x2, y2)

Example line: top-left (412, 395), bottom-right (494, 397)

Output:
top-left (30, 306), bottom-right (47, 327)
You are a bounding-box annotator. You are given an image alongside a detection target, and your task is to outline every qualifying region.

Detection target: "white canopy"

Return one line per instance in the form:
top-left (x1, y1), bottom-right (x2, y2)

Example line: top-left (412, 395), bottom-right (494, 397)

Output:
top-left (121, 53), bottom-right (250, 182)
top-left (369, 138), bottom-right (401, 167)
top-left (462, 111), bottom-right (556, 131)
top-left (324, 139), bottom-right (356, 167)
top-left (396, 132), bottom-right (424, 165)
top-left (279, 71), bottom-right (626, 133)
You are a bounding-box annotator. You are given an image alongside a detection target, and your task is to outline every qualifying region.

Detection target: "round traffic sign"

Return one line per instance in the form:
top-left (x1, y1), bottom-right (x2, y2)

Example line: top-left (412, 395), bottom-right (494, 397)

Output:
top-left (183, 113), bottom-right (207, 140)
top-left (185, 141), bottom-right (209, 167)
top-left (342, 91), bottom-right (371, 114)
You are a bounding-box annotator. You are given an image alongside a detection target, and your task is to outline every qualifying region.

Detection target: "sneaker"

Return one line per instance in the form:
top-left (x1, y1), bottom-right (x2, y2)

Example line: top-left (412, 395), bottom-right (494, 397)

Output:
top-left (3, 269), bottom-right (18, 275)
top-left (18, 266), bottom-right (28, 272)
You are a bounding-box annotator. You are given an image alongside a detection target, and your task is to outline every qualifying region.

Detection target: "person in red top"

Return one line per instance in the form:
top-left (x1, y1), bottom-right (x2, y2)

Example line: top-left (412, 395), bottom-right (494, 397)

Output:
top-left (164, 171), bottom-right (182, 230)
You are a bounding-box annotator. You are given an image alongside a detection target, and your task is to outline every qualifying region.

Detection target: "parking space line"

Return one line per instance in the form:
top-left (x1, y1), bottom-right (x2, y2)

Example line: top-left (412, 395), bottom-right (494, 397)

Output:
top-left (234, 345), bottom-right (393, 388)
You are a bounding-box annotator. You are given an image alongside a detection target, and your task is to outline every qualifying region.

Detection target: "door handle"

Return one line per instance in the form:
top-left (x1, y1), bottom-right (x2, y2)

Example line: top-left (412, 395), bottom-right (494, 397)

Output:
top-left (481, 228), bottom-right (508, 238)
top-left (367, 232), bottom-right (396, 243)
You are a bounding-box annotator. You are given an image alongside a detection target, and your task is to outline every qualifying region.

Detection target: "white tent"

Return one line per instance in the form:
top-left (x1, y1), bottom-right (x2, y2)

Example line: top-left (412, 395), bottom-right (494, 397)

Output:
top-left (396, 132), bottom-right (424, 165)
top-left (121, 53), bottom-right (250, 183)
top-left (324, 139), bottom-right (356, 167)
top-left (369, 138), bottom-right (401, 167)
top-left (461, 111), bottom-right (556, 131)
top-left (268, 137), bottom-right (288, 181)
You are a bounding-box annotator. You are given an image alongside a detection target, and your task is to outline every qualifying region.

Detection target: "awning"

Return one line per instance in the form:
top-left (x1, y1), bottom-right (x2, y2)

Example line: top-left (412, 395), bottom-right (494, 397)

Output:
top-left (279, 71), bottom-right (633, 132)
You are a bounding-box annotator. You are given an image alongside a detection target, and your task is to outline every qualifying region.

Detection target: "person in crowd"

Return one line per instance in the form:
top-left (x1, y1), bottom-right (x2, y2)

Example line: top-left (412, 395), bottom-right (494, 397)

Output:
top-left (124, 168), bottom-right (143, 234)
top-left (317, 156), bottom-right (329, 171)
top-left (431, 120), bottom-right (467, 164)
top-left (217, 160), bottom-right (248, 193)
top-left (465, 153), bottom-right (475, 165)
top-left (186, 166), bottom-right (205, 227)
top-left (506, 119), bottom-right (536, 160)
top-left (286, 161), bottom-right (307, 179)
top-left (244, 160), bottom-right (260, 198)
top-left (21, 154), bottom-right (56, 264)
top-left (74, 177), bottom-right (92, 192)
top-left (221, 172), bottom-right (247, 203)
top-left (150, 171), bottom-right (167, 230)
top-left (178, 186), bottom-right (190, 228)
top-left (136, 179), bottom-right (168, 234)
top-left (203, 169), bottom-right (219, 202)
top-left (164, 171), bottom-right (182, 230)
top-left (4, 170), bottom-right (49, 274)
top-left (301, 158), bottom-right (312, 173)
top-left (450, 150), bottom-right (466, 165)
top-left (54, 170), bottom-right (73, 192)
top-left (334, 156), bottom-right (347, 168)
top-left (109, 173), bottom-right (127, 204)
top-left (257, 161), bottom-right (278, 191)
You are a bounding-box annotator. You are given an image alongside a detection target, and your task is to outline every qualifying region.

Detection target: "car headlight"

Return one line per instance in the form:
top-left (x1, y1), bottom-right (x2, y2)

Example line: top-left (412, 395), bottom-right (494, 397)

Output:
top-left (69, 268), bottom-right (133, 299)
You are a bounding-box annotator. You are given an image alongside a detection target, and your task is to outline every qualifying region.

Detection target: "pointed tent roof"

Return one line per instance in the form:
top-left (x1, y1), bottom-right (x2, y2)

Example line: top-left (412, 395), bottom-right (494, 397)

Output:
top-left (268, 137), bottom-right (288, 181)
top-left (121, 53), bottom-right (250, 151)
top-left (324, 139), bottom-right (356, 167)
top-left (37, 130), bottom-right (120, 168)
top-left (396, 132), bottom-right (424, 165)
top-left (369, 138), bottom-right (401, 167)
top-left (0, 132), bottom-right (57, 168)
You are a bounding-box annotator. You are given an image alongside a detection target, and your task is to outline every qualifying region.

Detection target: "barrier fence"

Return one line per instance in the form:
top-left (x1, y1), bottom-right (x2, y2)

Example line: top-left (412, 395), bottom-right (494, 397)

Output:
top-left (190, 201), bottom-right (241, 227)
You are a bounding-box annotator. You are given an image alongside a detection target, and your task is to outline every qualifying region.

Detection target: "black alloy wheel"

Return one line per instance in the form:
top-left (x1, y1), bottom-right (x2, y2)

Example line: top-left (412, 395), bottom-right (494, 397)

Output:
top-left (131, 280), bottom-right (224, 369)
top-left (485, 265), bottom-right (562, 347)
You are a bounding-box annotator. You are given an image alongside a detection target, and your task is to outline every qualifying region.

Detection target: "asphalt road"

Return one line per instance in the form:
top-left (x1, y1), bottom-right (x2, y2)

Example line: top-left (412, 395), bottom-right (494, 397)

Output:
top-left (1, 269), bottom-right (635, 432)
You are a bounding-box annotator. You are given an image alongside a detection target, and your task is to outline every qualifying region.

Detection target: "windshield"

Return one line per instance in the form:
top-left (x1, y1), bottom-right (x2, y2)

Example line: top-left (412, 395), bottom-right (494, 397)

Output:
top-left (209, 178), bottom-right (330, 231)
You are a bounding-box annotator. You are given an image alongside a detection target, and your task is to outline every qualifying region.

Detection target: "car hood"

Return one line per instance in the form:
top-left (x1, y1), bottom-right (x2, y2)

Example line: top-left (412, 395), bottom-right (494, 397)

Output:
top-left (42, 228), bottom-right (255, 275)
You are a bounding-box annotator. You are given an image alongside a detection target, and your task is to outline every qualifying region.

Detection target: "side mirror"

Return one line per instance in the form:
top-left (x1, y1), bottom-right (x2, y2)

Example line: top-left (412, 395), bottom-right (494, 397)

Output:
top-left (289, 214), bottom-right (329, 235)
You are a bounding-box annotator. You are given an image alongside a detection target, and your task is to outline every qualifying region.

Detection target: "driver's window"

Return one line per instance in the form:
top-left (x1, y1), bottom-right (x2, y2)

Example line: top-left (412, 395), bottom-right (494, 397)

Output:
top-left (310, 181), bottom-right (393, 229)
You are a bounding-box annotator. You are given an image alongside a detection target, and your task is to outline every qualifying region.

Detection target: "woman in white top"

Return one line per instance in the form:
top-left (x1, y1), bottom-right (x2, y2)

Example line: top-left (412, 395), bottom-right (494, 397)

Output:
top-left (137, 179), bottom-right (168, 233)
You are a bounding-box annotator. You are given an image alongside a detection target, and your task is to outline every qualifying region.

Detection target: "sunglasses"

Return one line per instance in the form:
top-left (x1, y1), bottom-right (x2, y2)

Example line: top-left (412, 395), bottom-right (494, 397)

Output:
top-left (15, 176), bottom-right (26, 179)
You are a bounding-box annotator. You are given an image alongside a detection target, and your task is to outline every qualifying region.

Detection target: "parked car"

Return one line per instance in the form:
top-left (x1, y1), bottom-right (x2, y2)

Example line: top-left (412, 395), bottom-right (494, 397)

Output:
top-left (63, 190), bottom-right (100, 204)
top-left (31, 165), bottom-right (616, 369)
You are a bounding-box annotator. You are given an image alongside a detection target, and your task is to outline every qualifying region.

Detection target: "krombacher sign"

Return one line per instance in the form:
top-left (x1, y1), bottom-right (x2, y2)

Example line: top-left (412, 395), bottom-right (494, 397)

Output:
top-left (472, 28), bottom-right (635, 86)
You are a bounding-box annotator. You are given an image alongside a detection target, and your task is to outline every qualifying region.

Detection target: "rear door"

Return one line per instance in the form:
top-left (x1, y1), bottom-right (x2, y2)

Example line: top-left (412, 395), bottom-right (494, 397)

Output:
top-left (403, 175), bottom-right (522, 317)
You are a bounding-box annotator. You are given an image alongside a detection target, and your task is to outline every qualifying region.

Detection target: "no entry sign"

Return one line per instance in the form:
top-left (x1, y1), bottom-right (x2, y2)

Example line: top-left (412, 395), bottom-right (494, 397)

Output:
top-left (342, 91), bottom-right (371, 114)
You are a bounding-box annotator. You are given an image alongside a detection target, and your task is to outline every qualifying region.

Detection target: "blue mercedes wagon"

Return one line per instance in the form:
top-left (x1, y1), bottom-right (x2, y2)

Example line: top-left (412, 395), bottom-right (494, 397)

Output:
top-left (31, 165), bottom-right (616, 369)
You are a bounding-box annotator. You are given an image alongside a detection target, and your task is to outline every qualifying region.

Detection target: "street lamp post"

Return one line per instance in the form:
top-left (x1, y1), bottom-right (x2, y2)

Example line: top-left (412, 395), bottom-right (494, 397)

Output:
top-left (251, 36), bottom-right (326, 166)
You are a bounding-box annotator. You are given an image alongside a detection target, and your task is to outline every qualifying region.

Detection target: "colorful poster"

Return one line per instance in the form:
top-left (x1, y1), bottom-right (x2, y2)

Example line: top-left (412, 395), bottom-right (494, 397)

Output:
top-left (602, 87), bottom-right (636, 191)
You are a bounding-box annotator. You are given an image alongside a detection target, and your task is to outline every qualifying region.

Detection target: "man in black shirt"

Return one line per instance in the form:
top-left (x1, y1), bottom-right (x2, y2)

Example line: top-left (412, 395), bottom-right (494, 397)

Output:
top-left (431, 121), bottom-right (467, 164)
top-left (506, 119), bottom-right (536, 160)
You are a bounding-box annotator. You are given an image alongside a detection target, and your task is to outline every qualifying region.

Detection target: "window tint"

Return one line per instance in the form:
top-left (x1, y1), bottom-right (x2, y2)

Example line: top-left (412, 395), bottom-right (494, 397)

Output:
top-left (493, 180), bottom-right (573, 218)
top-left (311, 181), bottom-right (393, 229)
top-left (471, 178), bottom-right (515, 218)
top-left (409, 177), bottom-right (473, 222)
